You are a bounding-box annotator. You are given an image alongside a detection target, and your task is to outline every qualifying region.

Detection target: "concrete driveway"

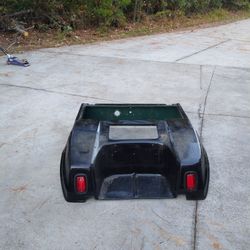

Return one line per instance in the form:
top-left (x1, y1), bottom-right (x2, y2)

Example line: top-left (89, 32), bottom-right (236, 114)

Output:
top-left (0, 19), bottom-right (250, 250)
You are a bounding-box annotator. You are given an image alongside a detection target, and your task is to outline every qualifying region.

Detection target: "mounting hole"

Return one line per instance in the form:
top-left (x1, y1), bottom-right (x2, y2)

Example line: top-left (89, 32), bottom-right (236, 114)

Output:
top-left (114, 110), bottom-right (121, 117)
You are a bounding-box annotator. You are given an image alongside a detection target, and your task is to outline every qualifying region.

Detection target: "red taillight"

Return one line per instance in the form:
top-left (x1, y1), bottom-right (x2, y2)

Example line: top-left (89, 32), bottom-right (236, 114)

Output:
top-left (75, 175), bottom-right (87, 193)
top-left (186, 173), bottom-right (197, 191)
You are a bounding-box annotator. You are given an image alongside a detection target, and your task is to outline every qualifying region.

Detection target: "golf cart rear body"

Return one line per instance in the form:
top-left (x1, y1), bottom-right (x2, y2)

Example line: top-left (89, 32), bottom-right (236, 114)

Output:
top-left (60, 104), bottom-right (209, 202)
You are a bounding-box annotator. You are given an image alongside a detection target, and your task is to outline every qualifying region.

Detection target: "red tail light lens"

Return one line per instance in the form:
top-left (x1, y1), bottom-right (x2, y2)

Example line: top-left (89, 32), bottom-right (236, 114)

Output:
top-left (186, 173), bottom-right (197, 191)
top-left (75, 175), bottom-right (87, 193)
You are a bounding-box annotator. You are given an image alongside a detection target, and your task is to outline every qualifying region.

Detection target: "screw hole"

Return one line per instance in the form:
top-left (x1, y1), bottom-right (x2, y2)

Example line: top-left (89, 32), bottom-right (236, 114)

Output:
top-left (114, 110), bottom-right (121, 117)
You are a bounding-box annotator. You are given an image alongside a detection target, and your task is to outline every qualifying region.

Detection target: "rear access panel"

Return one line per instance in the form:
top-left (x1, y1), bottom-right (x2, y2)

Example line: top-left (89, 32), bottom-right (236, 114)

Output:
top-left (98, 174), bottom-right (175, 199)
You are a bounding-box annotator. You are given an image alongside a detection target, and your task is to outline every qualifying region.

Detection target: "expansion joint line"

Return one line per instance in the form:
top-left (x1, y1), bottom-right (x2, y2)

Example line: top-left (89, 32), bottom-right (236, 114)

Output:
top-left (193, 66), bottom-right (216, 250)
top-left (176, 39), bottom-right (230, 62)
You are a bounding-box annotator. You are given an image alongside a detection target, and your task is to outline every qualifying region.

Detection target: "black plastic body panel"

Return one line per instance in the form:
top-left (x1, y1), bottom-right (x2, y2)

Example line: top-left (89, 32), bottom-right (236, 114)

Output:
top-left (60, 104), bottom-right (209, 202)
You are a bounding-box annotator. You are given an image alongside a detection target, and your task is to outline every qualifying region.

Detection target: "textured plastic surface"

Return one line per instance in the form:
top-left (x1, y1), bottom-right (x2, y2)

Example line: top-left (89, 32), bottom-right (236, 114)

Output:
top-left (60, 104), bottom-right (209, 202)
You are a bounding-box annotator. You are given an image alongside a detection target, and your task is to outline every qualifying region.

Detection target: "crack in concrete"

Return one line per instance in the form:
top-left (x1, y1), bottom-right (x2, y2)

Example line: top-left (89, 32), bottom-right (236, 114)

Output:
top-left (204, 112), bottom-right (250, 119)
top-left (200, 66), bottom-right (216, 137)
top-left (199, 65), bottom-right (203, 90)
top-left (0, 83), bottom-right (116, 102)
top-left (193, 201), bottom-right (199, 250)
top-left (193, 66), bottom-right (216, 250)
top-left (175, 39), bottom-right (230, 62)
top-left (186, 110), bottom-right (250, 119)
top-left (151, 208), bottom-right (169, 224)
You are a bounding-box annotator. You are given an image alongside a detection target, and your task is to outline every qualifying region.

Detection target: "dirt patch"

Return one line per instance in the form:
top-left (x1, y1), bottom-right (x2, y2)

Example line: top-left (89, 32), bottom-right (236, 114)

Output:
top-left (11, 185), bottom-right (27, 192)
